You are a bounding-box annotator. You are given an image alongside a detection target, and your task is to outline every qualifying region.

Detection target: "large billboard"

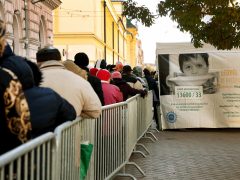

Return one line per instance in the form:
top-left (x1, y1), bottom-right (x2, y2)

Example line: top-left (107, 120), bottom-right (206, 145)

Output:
top-left (157, 43), bottom-right (240, 129)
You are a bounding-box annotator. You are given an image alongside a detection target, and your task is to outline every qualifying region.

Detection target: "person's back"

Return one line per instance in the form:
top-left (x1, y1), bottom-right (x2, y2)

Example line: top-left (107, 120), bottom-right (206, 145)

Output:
top-left (74, 52), bottom-right (104, 105)
top-left (97, 69), bottom-right (123, 105)
top-left (37, 46), bottom-right (101, 118)
top-left (0, 68), bottom-right (31, 155)
top-left (122, 65), bottom-right (144, 90)
top-left (111, 71), bottom-right (147, 101)
top-left (25, 60), bottom-right (76, 137)
top-left (133, 66), bottom-right (149, 90)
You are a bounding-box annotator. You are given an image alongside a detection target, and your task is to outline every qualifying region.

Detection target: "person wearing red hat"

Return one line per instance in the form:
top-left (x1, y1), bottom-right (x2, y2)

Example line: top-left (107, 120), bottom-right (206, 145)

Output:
top-left (113, 62), bottom-right (123, 72)
top-left (96, 69), bottom-right (123, 105)
top-left (89, 67), bottom-right (99, 77)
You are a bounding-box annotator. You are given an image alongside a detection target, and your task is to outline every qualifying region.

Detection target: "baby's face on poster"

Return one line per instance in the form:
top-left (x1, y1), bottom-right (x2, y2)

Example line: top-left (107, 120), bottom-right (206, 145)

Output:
top-left (182, 56), bottom-right (208, 76)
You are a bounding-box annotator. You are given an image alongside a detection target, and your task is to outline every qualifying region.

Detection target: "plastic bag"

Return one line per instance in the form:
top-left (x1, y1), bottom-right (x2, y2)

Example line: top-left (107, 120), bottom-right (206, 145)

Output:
top-left (80, 143), bottom-right (93, 180)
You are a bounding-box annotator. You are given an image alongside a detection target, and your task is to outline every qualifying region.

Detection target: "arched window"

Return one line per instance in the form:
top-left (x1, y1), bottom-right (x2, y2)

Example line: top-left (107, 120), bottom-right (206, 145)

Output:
top-left (13, 14), bottom-right (21, 55)
top-left (39, 16), bottom-right (47, 49)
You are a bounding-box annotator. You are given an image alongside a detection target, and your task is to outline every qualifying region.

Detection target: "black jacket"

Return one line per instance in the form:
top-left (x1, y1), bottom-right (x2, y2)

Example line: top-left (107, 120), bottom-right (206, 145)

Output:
top-left (111, 78), bottom-right (146, 101)
top-left (88, 73), bottom-right (104, 105)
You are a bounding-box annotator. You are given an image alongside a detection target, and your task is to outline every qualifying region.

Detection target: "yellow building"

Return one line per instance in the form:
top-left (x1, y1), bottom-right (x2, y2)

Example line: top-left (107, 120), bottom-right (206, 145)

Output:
top-left (53, 0), bottom-right (138, 67)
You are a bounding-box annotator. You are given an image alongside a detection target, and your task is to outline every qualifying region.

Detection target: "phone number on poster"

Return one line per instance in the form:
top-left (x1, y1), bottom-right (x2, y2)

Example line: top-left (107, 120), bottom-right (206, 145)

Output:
top-left (176, 91), bottom-right (203, 98)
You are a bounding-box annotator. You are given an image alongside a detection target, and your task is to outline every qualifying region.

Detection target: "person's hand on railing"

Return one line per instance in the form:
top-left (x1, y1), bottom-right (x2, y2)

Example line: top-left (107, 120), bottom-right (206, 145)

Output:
top-left (140, 89), bottom-right (148, 98)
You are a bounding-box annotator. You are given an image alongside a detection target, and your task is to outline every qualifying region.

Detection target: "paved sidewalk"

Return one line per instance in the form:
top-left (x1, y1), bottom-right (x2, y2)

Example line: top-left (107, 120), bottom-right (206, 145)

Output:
top-left (114, 129), bottom-right (240, 180)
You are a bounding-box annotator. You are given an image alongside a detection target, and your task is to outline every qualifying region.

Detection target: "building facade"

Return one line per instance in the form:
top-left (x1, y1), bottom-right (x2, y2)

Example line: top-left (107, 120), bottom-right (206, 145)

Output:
top-left (0, 0), bottom-right (60, 61)
top-left (53, 0), bottom-right (138, 67)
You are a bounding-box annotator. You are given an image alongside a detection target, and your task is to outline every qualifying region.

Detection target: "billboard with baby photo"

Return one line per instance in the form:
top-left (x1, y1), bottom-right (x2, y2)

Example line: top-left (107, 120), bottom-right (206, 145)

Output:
top-left (156, 42), bottom-right (240, 129)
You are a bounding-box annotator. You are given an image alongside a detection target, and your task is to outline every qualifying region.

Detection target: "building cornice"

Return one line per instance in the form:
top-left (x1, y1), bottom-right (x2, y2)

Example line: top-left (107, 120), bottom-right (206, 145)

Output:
top-left (42, 0), bottom-right (61, 10)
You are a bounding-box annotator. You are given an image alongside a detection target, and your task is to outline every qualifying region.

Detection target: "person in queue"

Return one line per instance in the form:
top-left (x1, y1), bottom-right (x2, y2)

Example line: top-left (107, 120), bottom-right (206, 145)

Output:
top-left (0, 19), bottom-right (31, 155)
top-left (111, 71), bottom-right (147, 101)
top-left (74, 52), bottom-right (105, 105)
top-left (96, 69), bottom-right (123, 105)
top-left (25, 60), bottom-right (76, 137)
top-left (36, 46), bottom-right (101, 118)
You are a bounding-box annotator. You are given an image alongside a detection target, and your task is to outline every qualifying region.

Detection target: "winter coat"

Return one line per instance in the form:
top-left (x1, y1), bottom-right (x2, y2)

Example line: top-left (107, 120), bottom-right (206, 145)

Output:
top-left (39, 60), bottom-right (101, 118)
top-left (0, 68), bottom-right (31, 155)
top-left (145, 75), bottom-right (159, 103)
top-left (111, 78), bottom-right (147, 101)
top-left (122, 73), bottom-right (144, 90)
top-left (101, 81), bottom-right (123, 105)
top-left (0, 44), bottom-right (33, 90)
top-left (87, 74), bottom-right (105, 105)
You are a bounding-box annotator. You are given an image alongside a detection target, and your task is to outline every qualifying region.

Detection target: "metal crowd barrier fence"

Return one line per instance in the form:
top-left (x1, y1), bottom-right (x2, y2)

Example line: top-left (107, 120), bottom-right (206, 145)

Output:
top-left (94, 102), bottom-right (127, 180)
top-left (136, 91), bottom-right (154, 140)
top-left (125, 96), bottom-right (138, 161)
top-left (0, 90), bottom-right (156, 180)
top-left (54, 118), bottom-right (83, 180)
top-left (0, 133), bottom-right (55, 180)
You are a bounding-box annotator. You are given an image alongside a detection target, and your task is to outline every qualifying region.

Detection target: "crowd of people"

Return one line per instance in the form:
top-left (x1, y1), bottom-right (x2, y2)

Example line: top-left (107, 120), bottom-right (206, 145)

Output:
top-left (0, 19), bottom-right (159, 155)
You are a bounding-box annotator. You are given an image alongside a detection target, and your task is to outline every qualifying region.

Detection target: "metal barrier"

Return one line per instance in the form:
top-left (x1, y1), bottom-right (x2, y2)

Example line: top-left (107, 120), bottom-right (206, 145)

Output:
top-left (125, 96), bottom-right (138, 160)
top-left (94, 102), bottom-right (127, 180)
top-left (0, 133), bottom-right (55, 180)
top-left (54, 118), bottom-right (84, 180)
top-left (136, 91), bottom-right (154, 140)
top-left (0, 91), bottom-right (156, 180)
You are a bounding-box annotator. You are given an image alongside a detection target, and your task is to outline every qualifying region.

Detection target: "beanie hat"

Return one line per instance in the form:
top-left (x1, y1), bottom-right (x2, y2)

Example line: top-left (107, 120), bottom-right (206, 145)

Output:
top-left (133, 66), bottom-right (143, 77)
top-left (100, 59), bottom-right (107, 69)
top-left (122, 65), bottom-right (133, 72)
top-left (36, 46), bottom-right (61, 62)
top-left (111, 71), bottom-right (122, 79)
top-left (89, 68), bottom-right (99, 76)
top-left (74, 52), bottom-right (89, 68)
top-left (96, 69), bottom-right (111, 81)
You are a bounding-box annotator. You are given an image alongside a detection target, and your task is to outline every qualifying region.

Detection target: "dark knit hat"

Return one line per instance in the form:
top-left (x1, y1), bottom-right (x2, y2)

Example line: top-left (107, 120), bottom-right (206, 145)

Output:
top-left (74, 52), bottom-right (89, 69)
top-left (123, 65), bottom-right (133, 72)
top-left (36, 46), bottom-right (61, 62)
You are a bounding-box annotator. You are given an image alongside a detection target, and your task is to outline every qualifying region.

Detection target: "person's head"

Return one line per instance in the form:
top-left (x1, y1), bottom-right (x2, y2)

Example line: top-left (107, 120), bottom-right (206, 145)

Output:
top-left (111, 71), bottom-right (122, 80)
top-left (96, 69), bottom-right (111, 82)
top-left (0, 19), bottom-right (6, 56)
top-left (143, 68), bottom-right (151, 76)
top-left (89, 68), bottom-right (99, 76)
top-left (36, 46), bottom-right (61, 63)
top-left (74, 52), bottom-right (89, 72)
top-left (100, 59), bottom-right (107, 69)
top-left (133, 66), bottom-right (143, 77)
top-left (179, 53), bottom-right (209, 76)
top-left (114, 62), bottom-right (123, 72)
top-left (122, 65), bottom-right (132, 74)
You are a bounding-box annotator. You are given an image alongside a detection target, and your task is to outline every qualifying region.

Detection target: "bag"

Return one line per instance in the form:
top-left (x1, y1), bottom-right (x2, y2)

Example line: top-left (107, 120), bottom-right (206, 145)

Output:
top-left (80, 143), bottom-right (93, 180)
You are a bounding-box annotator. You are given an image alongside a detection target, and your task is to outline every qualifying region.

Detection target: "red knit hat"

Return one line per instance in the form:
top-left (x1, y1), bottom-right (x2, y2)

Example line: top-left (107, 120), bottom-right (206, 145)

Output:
top-left (111, 71), bottom-right (122, 79)
top-left (96, 69), bottom-right (111, 81)
top-left (89, 68), bottom-right (99, 76)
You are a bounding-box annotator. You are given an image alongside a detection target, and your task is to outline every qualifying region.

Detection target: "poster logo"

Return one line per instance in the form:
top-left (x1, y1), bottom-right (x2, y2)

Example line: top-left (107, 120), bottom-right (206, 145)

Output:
top-left (166, 112), bottom-right (177, 123)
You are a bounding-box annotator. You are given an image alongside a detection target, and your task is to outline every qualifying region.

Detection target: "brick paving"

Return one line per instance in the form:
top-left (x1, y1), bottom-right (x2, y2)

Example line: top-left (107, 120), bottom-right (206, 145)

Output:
top-left (114, 129), bottom-right (240, 180)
